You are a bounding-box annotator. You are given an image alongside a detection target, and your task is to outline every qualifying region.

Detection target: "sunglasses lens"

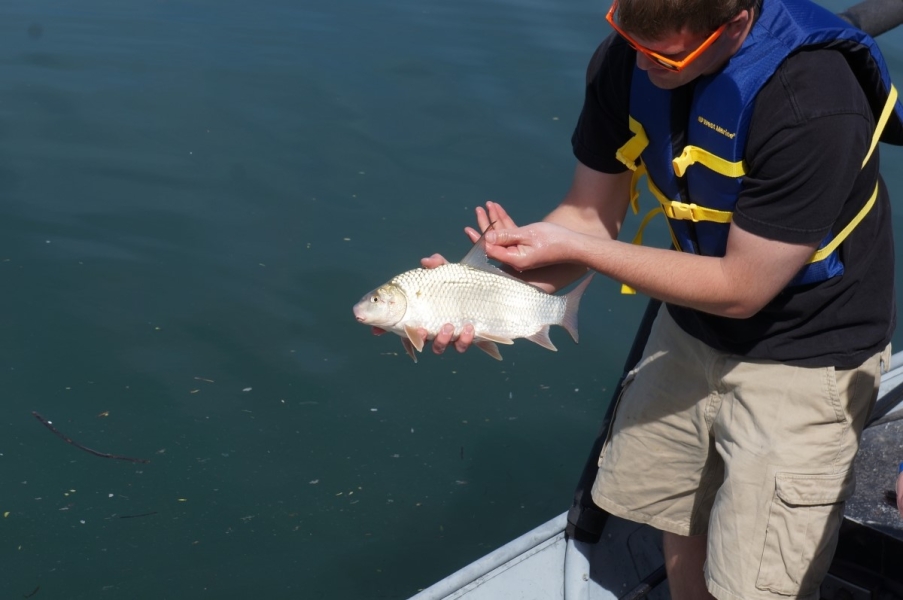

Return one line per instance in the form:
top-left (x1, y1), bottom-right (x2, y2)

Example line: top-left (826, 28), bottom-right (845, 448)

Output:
top-left (653, 55), bottom-right (679, 71)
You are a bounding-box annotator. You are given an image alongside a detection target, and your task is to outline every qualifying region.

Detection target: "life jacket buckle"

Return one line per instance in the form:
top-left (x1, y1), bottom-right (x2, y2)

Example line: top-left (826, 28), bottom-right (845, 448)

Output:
top-left (668, 201), bottom-right (701, 222)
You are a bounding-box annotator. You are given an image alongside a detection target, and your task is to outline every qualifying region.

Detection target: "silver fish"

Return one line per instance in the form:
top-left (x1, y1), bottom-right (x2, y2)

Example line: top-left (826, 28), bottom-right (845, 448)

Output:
top-left (352, 237), bottom-right (593, 362)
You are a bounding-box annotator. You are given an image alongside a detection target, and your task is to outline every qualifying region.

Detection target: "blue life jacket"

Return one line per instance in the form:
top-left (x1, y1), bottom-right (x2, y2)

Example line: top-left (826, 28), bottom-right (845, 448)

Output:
top-left (618, 0), bottom-right (903, 289)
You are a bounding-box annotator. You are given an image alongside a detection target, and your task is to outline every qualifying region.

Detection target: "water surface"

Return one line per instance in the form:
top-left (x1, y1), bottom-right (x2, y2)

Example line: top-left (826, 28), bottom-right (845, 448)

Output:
top-left (1, 1), bottom-right (902, 598)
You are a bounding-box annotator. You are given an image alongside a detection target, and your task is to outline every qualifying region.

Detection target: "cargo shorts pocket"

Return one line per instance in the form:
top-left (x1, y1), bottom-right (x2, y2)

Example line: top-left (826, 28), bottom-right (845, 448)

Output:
top-left (597, 369), bottom-right (636, 467)
top-left (755, 470), bottom-right (855, 596)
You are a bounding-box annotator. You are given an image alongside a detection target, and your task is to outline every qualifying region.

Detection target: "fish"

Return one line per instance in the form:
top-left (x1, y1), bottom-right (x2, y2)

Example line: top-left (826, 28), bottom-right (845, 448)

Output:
top-left (352, 235), bottom-right (593, 362)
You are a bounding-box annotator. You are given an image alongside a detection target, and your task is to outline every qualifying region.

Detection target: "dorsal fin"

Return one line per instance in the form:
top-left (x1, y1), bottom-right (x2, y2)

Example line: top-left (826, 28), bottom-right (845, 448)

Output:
top-left (459, 222), bottom-right (496, 270)
top-left (459, 222), bottom-right (525, 283)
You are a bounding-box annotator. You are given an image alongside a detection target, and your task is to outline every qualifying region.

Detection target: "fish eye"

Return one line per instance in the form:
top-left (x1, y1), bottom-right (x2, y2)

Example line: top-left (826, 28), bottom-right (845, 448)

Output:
top-left (370, 295), bottom-right (379, 303)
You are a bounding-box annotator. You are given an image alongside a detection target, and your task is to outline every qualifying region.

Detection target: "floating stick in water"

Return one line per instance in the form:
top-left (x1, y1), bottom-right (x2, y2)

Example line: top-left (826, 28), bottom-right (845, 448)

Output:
top-left (31, 412), bottom-right (150, 464)
top-left (119, 511), bottom-right (159, 519)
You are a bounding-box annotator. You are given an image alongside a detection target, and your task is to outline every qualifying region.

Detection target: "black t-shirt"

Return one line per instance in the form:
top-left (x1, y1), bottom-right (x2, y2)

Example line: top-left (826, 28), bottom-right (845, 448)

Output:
top-left (572, 34), bottom-right (895, 368)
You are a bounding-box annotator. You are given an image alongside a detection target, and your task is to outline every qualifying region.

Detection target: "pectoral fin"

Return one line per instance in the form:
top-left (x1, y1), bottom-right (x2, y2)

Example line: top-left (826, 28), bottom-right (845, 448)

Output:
top-left (475, 340), bottom-right (503, 361)
top-left (526, 326), bottom-right (558, 352)
top-left (400, 337), bottom-right (418, 363)
top-left (403, 324), bottom-right (427, 352)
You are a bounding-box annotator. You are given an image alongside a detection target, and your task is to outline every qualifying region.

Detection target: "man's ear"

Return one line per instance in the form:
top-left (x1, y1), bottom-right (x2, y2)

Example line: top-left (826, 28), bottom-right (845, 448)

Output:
top-left (725, 9), bottom-right (753, 39)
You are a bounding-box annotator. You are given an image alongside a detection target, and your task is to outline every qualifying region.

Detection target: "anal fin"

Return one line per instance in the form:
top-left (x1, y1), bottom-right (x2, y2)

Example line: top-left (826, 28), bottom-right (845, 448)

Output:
top-left (526, 326), bottom-right (558, 352)
top-left (475, 340), bottom-right (503, 361)
top-left (476, 332), bottom-right (515, 345)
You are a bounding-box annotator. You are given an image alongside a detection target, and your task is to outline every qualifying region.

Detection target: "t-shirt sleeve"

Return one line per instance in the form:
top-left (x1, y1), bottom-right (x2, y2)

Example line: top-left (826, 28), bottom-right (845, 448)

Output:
top-left (733, 49), bottom-right (875, 245)
top-left (571, 33), bottom-right (635, 174)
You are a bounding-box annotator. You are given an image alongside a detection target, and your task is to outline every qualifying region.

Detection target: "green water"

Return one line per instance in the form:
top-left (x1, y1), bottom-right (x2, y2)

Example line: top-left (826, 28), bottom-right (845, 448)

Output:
top-left (2, 1), bottom-right (903, 598)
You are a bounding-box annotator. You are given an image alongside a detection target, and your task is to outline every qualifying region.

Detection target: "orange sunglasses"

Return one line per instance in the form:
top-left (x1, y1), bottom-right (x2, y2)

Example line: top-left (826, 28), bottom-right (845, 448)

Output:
top-left (606, 0), bottom-right (727, 72)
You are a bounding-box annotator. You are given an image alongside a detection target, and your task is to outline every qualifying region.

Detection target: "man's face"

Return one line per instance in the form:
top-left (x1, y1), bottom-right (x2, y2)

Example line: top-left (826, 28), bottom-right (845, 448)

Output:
top-left (631, 27), bottom-right (728, 89)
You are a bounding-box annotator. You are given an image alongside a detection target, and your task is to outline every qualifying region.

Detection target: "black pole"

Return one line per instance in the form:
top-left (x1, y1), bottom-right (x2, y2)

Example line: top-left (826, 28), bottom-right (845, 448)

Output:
top-left (839, 0), bottom-right (903, 37)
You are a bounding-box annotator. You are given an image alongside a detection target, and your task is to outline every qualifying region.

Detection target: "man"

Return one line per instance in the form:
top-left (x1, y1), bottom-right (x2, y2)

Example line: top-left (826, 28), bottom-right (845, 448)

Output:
top-left (417, 0), bottom-right (903, 598)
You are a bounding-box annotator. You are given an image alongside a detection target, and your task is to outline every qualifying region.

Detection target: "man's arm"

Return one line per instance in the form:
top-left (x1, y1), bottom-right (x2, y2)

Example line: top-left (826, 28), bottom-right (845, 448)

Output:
top-left (484, 218), bottom-right (819, 319)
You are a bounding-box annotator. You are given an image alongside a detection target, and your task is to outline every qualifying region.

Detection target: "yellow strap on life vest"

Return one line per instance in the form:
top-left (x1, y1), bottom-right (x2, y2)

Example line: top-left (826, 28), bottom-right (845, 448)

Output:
top-left (628, 163), bottom-right (647, 215)
top-left (672, 145), bottom-right (747, 178)
top-left (615, 117), bottom-right (651, 215)
top-left (620, 207), bottom-right (665, 295)
top-left (615, 117), bottom-right (650, 172)
top-left (646, 177), bottom-right (734, 223)
top-left (863, 84), bottom-right (898, 167)
top-left (807, 181), bottom-right (879, 264)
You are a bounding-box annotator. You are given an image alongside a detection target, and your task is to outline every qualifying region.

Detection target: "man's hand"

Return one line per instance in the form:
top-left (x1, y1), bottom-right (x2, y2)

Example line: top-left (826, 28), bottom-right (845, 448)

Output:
top-left (463, 200), bottom-right (520, 243)
top-left (483, 222), bottom-right (582, 272)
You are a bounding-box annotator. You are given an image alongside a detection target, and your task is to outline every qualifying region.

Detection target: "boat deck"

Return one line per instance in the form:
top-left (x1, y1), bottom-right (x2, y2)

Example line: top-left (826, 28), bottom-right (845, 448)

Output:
top-left (845, 413), bottom-right (903, 541)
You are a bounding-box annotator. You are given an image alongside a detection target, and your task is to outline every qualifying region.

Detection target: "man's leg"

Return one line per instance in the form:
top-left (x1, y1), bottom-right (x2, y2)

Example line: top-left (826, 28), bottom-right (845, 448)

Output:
top-left (664, 531), bottom-right (715, 600)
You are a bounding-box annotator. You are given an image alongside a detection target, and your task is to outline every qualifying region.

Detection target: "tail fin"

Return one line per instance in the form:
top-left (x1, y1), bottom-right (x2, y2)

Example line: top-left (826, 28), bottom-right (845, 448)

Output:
top-left (561, 274), bottom-right (594, 343)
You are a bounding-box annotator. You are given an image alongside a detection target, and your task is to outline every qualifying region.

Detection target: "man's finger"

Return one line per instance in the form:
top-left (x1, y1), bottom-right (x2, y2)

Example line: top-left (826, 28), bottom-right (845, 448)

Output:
top-left (487, 201), bottom-right (517, 229)
top-left (455, 323), bottom-right (475, 353)
top-left (421, 253), bottom-right (449, 268)
top-left (432, 324), bottom-right (455, 355)
top-left (475, 206), bottom-right (491, 233)
top-left (464, 226), bottom-right (481, 242)
top-left (485, 229), bottom-right (522, 246)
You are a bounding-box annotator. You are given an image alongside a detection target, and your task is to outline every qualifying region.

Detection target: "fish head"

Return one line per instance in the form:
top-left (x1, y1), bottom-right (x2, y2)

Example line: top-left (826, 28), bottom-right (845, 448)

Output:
top-left (353, 283), bottom-right (408, 328)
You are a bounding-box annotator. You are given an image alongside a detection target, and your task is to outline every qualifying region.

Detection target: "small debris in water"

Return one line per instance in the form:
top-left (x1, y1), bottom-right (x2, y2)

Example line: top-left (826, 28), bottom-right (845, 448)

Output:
top-left (119, 511), bottom-right (157, 519)
top-left (242, 387), bottom-right (252, 392)
top-left (309, 479), bottom-right (319, 485)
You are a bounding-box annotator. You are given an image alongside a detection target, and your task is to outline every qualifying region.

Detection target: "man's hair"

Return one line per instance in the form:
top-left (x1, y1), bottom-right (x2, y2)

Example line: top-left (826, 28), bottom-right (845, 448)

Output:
top-left (617, 0), bottom-right (758, 39)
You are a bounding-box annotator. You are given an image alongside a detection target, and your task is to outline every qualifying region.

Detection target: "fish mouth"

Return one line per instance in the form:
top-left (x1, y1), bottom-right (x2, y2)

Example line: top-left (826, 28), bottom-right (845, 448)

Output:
top-left (352, 304), bottom-right (366, 323)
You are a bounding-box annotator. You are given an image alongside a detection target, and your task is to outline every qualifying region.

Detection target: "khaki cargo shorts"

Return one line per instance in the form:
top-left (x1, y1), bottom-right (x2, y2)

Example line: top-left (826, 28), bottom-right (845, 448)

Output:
top-left (591, 306), bottom-right (889, 600)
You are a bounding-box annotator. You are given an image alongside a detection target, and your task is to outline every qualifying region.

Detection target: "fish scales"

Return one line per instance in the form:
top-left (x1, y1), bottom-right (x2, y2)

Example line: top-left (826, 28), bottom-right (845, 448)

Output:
top-left (352, 232), bottom-right (593, 361)
top-left (390, 264), bottom-right (566, 339)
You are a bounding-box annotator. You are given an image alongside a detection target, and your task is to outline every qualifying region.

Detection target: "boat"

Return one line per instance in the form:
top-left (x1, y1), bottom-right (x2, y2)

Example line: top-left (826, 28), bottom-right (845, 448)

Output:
top-left (409, 2), bottom-right (903, 597)
top-left (409, 344), bottom-right (903, 600)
